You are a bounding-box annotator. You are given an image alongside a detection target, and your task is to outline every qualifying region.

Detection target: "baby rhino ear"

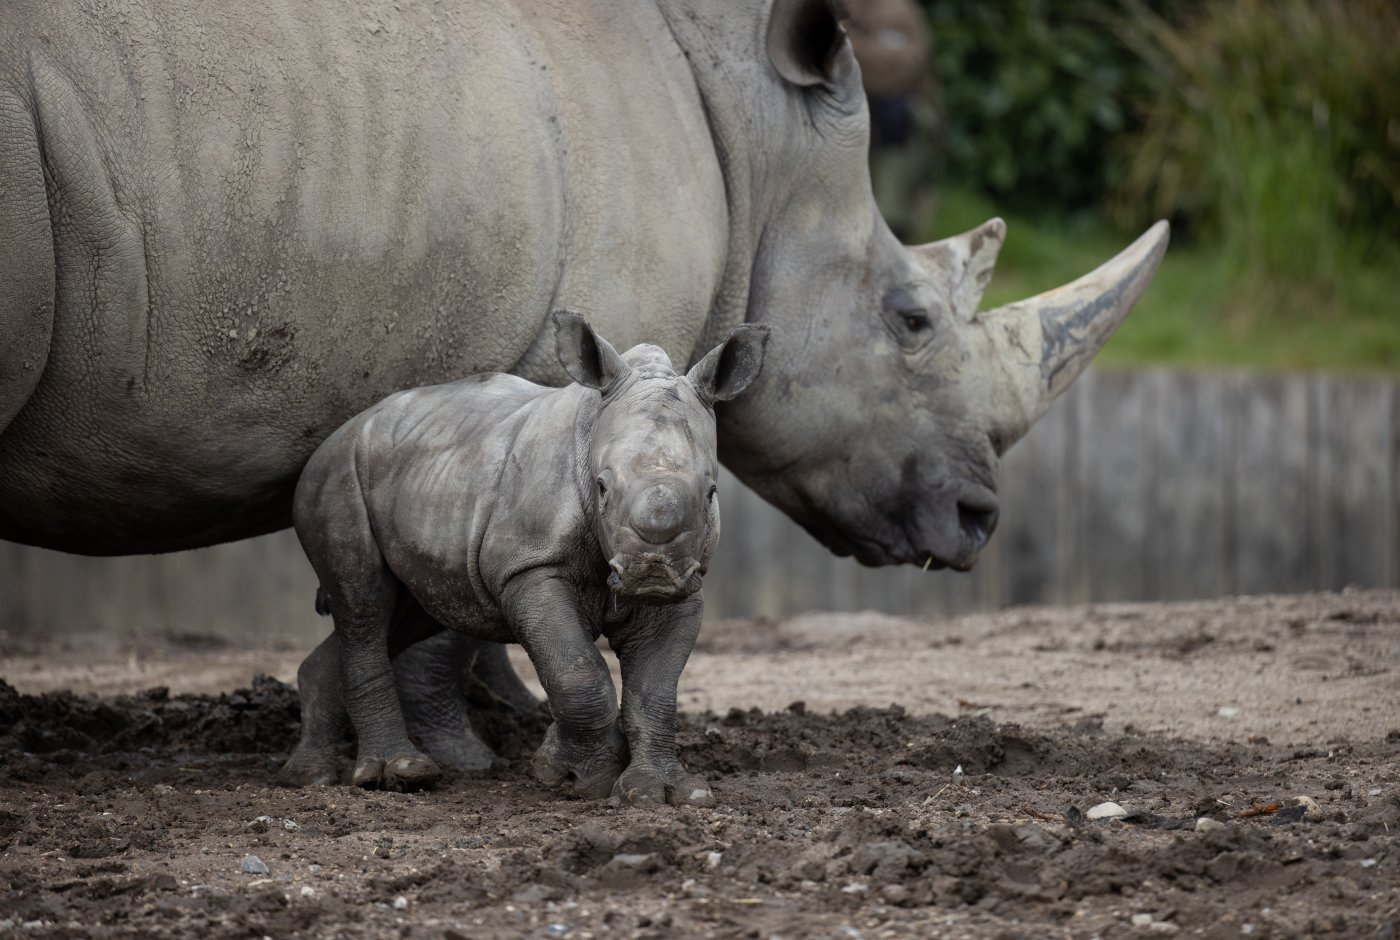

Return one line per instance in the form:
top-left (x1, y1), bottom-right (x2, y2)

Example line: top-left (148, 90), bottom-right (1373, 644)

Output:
top-left (687, 324), bottom-right (770, 404)
top-left (553, 311), bottom-right (631, 391)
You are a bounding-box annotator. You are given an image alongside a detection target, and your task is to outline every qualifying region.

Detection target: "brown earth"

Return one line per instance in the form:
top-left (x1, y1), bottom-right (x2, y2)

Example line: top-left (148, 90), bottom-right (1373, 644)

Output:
top-left (1, 589), bottom-right (1397, 939)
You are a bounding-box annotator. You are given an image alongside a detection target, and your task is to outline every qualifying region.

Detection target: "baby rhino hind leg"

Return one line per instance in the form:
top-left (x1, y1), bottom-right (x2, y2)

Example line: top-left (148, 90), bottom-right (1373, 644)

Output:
top-left (297, 471), bottom-right (440, 791)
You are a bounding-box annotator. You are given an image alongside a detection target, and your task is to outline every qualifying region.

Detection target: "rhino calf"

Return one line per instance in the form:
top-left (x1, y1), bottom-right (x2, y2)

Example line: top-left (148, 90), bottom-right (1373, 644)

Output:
top-left (280, 312), bottom-right (767, 804)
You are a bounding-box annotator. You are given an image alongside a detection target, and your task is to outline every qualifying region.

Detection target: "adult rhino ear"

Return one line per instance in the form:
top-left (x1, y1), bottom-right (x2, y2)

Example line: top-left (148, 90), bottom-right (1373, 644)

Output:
top-left (688, 325), bottom-right (770, 404)
top-left (767, 0), bottom-right (851, 88)
top-left (553, 311), bottom-right (630, 392)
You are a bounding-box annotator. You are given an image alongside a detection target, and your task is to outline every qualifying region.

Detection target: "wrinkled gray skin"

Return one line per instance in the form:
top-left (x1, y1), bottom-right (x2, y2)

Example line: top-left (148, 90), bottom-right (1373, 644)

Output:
top-left (281, 314), bottom-right (768, 799)
top-left (0, 1), bottom-right (1166, 750)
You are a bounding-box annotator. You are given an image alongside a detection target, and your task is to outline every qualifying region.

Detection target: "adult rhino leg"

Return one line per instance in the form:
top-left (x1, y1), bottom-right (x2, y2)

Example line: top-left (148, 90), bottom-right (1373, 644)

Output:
top-left (279, 633), bottom-right (351, 787)
top-left (461, 639), bottom-right (541, 714)
top-left (396, 631), bottom-right (497, 772)
top-left (0, 99), bottom-right (56, 438)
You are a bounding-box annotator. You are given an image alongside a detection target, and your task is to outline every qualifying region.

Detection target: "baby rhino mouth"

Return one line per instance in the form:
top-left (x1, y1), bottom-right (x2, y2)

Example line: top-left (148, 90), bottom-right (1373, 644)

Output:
top-left (607, 552), bottom-right (703, 603)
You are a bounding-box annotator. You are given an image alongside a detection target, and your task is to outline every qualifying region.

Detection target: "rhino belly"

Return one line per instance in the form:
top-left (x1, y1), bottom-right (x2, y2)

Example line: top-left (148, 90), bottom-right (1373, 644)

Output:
top-left (0, 0), bottom-right (569, 553)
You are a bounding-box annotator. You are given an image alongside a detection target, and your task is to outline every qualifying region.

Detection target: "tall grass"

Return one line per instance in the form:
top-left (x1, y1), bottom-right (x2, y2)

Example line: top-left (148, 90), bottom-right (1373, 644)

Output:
top-left (1110, 0), bottom-right (1400, 323)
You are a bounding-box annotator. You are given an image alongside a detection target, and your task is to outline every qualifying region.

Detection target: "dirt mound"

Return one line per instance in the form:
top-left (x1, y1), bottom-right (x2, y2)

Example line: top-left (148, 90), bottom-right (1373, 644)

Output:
top-left (2, 674), bottom-right (1397, 939)
top-left (0, 674), bottom-right (302, 759)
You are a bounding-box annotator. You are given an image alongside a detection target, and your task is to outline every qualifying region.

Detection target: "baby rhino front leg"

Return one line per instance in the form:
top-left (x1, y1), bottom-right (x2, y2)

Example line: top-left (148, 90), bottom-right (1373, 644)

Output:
top-left (504, 573), bottom-right (627, 798)
top-left (609, 597), bottom-right (714, 807)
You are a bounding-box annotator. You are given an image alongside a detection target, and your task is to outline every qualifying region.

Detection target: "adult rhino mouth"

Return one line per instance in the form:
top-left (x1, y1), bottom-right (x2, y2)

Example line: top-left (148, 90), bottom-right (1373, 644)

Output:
top-left (800, 493), bottom-right (1000, 572)
top-left (607, 554), bottom-right (704, 603)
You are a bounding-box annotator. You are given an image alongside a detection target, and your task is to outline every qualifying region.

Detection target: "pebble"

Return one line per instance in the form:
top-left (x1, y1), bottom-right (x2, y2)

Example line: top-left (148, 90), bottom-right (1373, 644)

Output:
top-left (1217, 707), bottom-right (1241, 718)
top-left (840, 882), bottom-right (868, 895)
top-left (545, 926), bottom-right (569, 937)
top-left (705, 851), bottom-right (723, 869)
top-left (282, 819), bottom-right (299, 831)
top-left (1086, 801), bottom-right (1128, 820)
top-left (1359, 858), bottom-right (1378, 869)
top-left (308, 864), bottom-right (323, 875)
top-left (880, 884), bottom-right (908, 904)
top-left (1194, 817), bottom-right (1226, 833)
top-left (392, 895), bottom-right (409, 910)
top-left (1132, 914), bottom-right (1154, 927)
top-left (299, 886), bottom-right (315, 898)
top-left (240, 855), bottom-right (270, 875)
top-left (1370, 788), bottom-right (1383, 797)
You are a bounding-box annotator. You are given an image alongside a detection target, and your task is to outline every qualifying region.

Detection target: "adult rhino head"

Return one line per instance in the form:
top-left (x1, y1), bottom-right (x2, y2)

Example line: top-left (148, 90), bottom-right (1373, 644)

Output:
top-left (670, 0), bottom-right (1170, 570)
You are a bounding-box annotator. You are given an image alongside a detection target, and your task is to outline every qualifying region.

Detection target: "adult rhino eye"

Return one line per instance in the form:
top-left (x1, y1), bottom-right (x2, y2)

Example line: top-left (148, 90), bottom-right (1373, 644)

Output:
top-left (707, 485), bottom-right (718, 502)
top-left (899, 310), bottom-right (931, 333)
top-left (597, 478), bottom-right (608, 498)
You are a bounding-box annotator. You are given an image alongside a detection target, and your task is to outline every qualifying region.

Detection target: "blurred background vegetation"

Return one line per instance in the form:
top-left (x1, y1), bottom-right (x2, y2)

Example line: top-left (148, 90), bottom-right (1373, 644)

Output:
top-left (884, 0), bottom-right (1400, 373)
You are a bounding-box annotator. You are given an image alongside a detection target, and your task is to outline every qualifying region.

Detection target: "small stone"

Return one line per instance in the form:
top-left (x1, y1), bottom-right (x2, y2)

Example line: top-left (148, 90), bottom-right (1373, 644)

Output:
top-left (1217, 707), bottom-right (1240, 718)
top-left (246, 816), bottom-right (273, 833)
top-left (392, 895), bottom-right (408, 910)
top-left (545, 926), bottom-right (569, 937)
top-left (1086, 801), bottom-right (1128, 820)
top-left (1369, 788), bottom-right (1383, 797)
top-left (1131, 913), bottom-right (1154, 927)
top-left (1148, 923), bottom-right (1180, 935)
top-left (299, 886), bottom-right (315, 898)
top-left (1359, 858), bottom-right (1378, 869)
top-left (880, 884), bottom-right (908, 904)
top-left (240, 855), bottom-right (270, 875)
top-left (282, 819), bottom-right (299, 831)
top-left (308, 864), bottom-right (323, 875)
top-left (1296, 795), bottom-right (1322, 818)
top-left (680, 878), bottom-right (710, 899)
top-left (840, 882), bottom-right (868, 895)
top-left (705, 851), bottom-right (723, 869)
top-left (1194, 817), bottom-right (1226, 833)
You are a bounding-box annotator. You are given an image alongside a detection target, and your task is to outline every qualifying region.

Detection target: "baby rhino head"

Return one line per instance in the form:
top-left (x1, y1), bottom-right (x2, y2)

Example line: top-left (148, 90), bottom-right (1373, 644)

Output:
top-left (554, 312), bottom-right (769, 603)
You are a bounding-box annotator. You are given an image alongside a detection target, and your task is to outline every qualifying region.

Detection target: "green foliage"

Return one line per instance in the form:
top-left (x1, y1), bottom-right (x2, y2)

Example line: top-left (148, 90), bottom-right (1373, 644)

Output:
top-left (1112, 0), bottom-right (1400, 264)
top-left (936, 187), bottom-right (1400, 375)
top-left (926, 0), bottom-right (1168, 211)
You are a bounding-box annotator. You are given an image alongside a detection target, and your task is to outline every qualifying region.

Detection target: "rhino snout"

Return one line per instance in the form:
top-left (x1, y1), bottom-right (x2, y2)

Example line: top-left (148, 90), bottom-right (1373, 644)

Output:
top-left (607, 554), bottom-right (703, 601)
top-left (629, 482), bottom-right (688, 545)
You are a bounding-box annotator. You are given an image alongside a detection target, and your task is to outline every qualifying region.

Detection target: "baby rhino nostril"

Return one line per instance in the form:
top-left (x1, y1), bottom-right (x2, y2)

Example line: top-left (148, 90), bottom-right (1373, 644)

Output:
top-left (632, 484), bottom-right (685, 544)
top-left (957, 501), bottom-right (999, 551)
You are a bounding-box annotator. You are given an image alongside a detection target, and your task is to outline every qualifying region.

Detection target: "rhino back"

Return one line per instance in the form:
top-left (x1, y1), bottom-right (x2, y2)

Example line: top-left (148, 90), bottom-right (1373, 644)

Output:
top-left (303, 375), bottom-right (596, 634)
top-left (0, 0), bottom-right (726, 553)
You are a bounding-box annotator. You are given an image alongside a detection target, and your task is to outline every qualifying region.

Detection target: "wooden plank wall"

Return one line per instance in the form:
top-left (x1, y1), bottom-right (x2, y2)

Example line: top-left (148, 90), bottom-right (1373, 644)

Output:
top-left (2, 368), bottom-right (1396, 639)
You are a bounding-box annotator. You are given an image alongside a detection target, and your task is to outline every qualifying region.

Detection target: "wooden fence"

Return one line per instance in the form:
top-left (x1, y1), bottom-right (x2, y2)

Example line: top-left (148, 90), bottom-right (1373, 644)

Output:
top-left (2, 368), bottom-right (1396, 639)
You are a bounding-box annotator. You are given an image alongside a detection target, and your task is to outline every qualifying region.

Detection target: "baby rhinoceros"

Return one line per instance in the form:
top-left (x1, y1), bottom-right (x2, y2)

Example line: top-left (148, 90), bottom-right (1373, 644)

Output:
top-left (281, 312), bottom-right (768, 804)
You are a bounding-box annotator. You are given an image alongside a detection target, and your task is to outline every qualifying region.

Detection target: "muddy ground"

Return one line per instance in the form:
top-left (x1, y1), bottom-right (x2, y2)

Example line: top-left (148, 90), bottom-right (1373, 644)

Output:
top-left (1, 589), bottom-right (1397, 939)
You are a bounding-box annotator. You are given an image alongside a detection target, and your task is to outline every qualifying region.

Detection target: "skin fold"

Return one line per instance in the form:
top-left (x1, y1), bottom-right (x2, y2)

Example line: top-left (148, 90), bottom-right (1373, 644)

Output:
top-left (280, 314), bottom-right (767, 802)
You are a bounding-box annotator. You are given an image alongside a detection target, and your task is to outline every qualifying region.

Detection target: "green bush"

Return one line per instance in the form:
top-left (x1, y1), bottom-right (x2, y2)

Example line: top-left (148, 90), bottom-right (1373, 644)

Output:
top-left (926, 0), bottom-right (1172, 212)
top-left (1111, 0), bottom-right (1400, 266)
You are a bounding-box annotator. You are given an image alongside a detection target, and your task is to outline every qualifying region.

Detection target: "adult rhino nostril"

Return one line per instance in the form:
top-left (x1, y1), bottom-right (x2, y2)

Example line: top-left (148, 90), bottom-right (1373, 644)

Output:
top-left (632, 484), bottom-right (685, 544)
top-left (957, 501), bottom-right (999, 552)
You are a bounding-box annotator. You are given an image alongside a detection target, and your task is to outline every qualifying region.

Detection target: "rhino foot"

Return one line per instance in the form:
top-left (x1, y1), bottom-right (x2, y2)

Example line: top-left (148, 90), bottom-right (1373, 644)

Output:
top-left (612, 765), bottom-right (715, 807)
top-left (278, 746), bottom-right (343, 788)
top-left (532, 722), bottom-right (628, 799)
top-left (352, 750), bottom-right (441, 791)
top-left (417, 729), bottom-right (495, 772)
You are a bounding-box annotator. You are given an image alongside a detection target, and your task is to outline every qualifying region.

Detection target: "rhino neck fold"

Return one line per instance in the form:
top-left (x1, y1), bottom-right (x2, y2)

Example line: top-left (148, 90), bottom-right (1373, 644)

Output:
top-left (655, 0), bottom-right (762, 364)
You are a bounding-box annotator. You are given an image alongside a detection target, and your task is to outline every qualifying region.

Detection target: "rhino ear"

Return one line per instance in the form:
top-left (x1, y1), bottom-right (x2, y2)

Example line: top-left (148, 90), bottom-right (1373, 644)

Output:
top-left (767, 0), bottom-right (850, 88)
top-left (688, 325), bottom-right (770, 404)
top-left (553, 311), bottom-right (630, 392)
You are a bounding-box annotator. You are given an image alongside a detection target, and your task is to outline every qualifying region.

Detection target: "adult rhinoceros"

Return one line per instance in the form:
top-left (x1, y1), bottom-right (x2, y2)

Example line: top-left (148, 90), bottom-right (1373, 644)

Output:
top-left (0, 0), bottom-right (1165, 568)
